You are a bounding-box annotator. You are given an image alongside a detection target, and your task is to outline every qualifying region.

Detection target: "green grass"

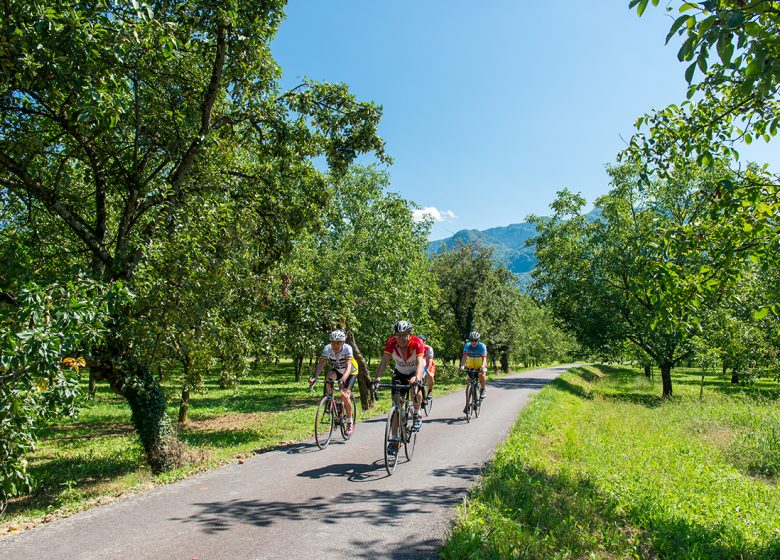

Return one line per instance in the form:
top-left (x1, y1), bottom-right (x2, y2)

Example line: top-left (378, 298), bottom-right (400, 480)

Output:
top-left (441, 365), bottom-right (780, 560)
top-left (1, 359), bottom-right (533, 532)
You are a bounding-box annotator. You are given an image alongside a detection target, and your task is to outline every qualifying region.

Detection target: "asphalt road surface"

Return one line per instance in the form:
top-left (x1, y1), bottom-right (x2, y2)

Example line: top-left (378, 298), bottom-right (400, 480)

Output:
top-left (1, 365), bottom-right (573, 560)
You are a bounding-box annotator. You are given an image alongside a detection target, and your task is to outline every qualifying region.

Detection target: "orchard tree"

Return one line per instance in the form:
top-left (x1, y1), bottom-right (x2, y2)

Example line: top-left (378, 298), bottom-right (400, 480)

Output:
top-left (0, 279), bottom-right (114, 509)
top-left (0, 1), bottom-right (386, 471)
top-left (532, 163), bottom-right (745, 396)
top-left (624, 0), bottom-right (780, 315)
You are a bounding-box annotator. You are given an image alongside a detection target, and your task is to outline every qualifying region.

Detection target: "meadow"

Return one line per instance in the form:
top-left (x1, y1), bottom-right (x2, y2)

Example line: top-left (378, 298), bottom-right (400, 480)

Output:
top-left (441, 365), bottom-right (780, 560)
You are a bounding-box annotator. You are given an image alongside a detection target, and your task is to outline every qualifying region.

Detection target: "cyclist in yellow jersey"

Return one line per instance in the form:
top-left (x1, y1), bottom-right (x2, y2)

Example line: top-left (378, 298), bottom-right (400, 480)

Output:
top-left (310, 330), bottom-right (358, 435)
top-left (459, 331), bottom-right (488, 414)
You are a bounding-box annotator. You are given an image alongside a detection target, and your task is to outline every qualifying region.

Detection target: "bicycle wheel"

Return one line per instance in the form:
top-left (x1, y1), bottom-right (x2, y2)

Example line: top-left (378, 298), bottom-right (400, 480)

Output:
top-left (472, 381), bottom-right (481, 419)
top-left (384, 406), bottom-right (400, 475)
top-left (314, 396), bottom-right (334, 449)
top-left (464, 385), bottom-right (471, 423)
top-left (404, 407), bottom-right (417, 460)
top-left (421, 386), bottom-right (432, 417)
top-left (340, 394), bottom-right (357, 440)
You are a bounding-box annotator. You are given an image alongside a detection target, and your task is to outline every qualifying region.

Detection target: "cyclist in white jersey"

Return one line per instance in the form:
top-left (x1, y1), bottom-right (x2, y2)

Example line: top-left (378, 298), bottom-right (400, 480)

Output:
top-left (310, 330), bottom-right (358, 435)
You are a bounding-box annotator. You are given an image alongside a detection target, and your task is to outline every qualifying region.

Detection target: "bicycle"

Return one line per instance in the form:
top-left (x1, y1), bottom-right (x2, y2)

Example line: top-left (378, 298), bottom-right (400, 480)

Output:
top-left (310, 378), bottom-right (356, 450)
top-left (463, 368), bottom-right (483, 422)
top-left (421, 371), bottom-right (433, 417)
top-left (375, 380), bottom-right (420, 475)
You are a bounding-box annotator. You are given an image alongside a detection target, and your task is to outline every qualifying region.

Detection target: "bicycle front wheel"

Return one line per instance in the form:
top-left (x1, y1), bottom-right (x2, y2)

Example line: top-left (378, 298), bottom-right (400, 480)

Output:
top-left (421, 386), bottom-right (432, 417)
top-left (314, 396), bottom-right (334, 449)
top-left (404, 408), bottom-right (417, 461)
top-left (464, 386), bottom-right (472, 423)
top-left (472, 381), bottom-right (481, 419)
top-left (384, 406), bottom-right (400, 475)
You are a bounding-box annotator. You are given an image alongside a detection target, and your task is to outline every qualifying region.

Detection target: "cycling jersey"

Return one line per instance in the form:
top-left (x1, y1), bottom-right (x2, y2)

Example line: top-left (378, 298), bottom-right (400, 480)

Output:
top-left (321, 343), bottom-right (358, 375)
top-left (463, 341), bottom-right (487, 370)
top-left (383, 335), bottom-right (425, 375)
top-left (423, 344), bottom-right (434, 368)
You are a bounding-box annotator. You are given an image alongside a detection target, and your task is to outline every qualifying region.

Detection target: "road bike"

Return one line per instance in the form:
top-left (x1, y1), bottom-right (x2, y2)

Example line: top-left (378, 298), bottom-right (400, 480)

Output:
top-left (375, 380), bottom-right (421, 474)
top-left (310, 378), bottom-right (356, 450)
top-left (463, 368), bottom-right (483, 422)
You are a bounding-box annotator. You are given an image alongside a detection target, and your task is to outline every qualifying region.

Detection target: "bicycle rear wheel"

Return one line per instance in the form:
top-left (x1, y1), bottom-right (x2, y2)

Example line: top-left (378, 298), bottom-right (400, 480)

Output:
top-left (404, 407), bottom-right (417, 460)
top-left (314, 396), bottom-right (334, 449)
top-left (340, 394), bottom-right (357, 440)
top-left (384, 407), bottom-right (400, 475)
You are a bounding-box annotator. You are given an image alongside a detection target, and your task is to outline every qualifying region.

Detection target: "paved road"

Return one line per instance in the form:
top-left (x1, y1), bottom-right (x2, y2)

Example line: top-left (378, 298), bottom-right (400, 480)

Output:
top-left (0, 365), bottom-right (573, 560)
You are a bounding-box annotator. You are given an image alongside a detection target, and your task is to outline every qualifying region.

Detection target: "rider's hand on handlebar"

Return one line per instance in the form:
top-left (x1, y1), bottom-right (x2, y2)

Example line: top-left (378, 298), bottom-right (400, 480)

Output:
top-left (459, 366), bottom-right (465, 372)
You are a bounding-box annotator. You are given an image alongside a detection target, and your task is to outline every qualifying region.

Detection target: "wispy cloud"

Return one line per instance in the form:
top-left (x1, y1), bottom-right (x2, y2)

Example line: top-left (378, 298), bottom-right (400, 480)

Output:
top-left (412, 206), bottom-right (457, 222)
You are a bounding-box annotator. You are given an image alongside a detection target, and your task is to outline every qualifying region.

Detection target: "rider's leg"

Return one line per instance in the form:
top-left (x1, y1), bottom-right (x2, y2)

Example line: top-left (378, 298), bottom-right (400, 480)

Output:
top-left (342, 374), bottom-right (356, 427)
top-left (479, 370), bottom-right (487, 392)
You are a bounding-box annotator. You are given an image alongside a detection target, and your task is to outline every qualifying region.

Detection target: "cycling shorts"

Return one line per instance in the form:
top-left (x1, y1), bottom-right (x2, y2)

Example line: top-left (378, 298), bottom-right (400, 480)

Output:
top-left (326, 369), bottom-right (357, 391)
top-left (464, 356), bottom-right (485, 370)
top-left (391, 370), bottom-right (419, 397)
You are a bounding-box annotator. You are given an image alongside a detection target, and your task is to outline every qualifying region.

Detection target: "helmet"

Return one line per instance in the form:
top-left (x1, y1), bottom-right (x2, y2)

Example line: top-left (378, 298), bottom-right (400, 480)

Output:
top-left (393, 320), bottom-right (413, 334)
top-left (330, 330), bottom-right (346, 342)
top-left (418, 335), bottom-right (427, 342)
top-left (468, 331), bottom-right (480, 341)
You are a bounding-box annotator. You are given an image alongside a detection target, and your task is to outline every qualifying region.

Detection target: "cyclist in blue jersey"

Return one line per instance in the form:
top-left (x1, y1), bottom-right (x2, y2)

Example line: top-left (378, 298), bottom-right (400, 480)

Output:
top-left (459, 331), bottom-right (487, 414)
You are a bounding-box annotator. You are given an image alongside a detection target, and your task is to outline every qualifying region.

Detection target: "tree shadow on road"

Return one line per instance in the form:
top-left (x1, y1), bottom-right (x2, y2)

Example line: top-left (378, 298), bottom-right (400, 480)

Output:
top-left (170, 484), bottom-right (467, 534)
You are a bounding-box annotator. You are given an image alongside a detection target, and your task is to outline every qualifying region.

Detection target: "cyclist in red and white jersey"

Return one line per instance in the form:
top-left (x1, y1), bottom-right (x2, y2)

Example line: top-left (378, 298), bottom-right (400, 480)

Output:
top-left (373, 320), bottom-right (425, 455)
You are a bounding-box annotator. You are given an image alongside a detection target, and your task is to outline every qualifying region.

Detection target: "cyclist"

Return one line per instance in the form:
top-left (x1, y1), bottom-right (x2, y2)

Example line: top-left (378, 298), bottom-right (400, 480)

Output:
top-left (418, 335), bottom-right (436, 403)
top-left (309, 330), bottom-right (358, 436)
top-left (373, 320), bottom-right (426, 456)
top-left (460, 331), bottom-right (488, 414)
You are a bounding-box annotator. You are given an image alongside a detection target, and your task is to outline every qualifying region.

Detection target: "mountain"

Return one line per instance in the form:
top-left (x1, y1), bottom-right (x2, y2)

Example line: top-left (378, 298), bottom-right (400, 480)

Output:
top-left (428, 221), bottom-right (539, 288)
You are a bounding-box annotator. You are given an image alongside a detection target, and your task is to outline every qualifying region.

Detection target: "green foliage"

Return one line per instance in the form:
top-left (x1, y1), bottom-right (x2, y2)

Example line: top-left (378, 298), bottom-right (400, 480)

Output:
top-left (0, 279), bottom-right (114, 509)
top-left (623, 0), bottom-right (780, 314)
top-left (442, 364), bottom-right (780, 559)
top-left (0, 0), bottom-right (386, 470)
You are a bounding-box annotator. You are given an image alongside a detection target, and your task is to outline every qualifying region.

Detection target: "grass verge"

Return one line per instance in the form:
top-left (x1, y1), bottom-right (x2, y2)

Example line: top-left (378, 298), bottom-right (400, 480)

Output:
top-left (440, 365), bottom-right (780, 560)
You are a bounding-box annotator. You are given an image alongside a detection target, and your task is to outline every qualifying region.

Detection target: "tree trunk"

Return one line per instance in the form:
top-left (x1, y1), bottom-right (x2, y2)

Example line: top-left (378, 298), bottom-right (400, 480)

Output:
top-left (294, 354), bottom-right (303, 382)
top-left (345, 327), bottom-right (373, 410)
top-left (88, 369), bottom-right (97, 398)
top-left (731, 371), bottom-right (740, 384)
top-left (500, 353), bottom-right (509, 373)
top-left (178, 384), bottom-right (190, 423)
top-left (94, 359), bottom-right (182, 474)
top-left (644, 364), bottom-right (651, 379)
top-left (178, 354), bottom-right (193, 423)
top-left (660, 364), bottom-right (673, 396)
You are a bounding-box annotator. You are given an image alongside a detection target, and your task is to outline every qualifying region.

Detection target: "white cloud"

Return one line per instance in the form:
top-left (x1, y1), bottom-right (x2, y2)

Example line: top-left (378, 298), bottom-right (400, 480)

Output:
top-left (412, 207), bottom-right (457, 222)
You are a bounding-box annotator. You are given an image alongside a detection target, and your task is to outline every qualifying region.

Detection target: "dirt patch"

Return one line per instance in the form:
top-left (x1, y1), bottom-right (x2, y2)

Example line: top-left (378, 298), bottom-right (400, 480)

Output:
top-left (181, 412), bottom-right (271, 432)
top-left (701, 425), bottom-right (735, 448)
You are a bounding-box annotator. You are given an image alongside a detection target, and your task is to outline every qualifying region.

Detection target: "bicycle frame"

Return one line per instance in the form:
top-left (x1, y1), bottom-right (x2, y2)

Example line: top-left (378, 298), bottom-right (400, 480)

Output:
top-left (311, 378), bottom-right (356, 449)
top-left (376, 380), bottom-right (419, 474)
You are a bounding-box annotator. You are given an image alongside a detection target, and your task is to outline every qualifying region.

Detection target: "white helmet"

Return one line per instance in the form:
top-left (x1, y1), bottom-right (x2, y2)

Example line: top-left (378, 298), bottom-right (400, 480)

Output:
top-left (394, 320), bottom-right (413, 334)
top-left (468, 331), bottom-right (480, 341)
top-left (330, 330), bottom-right (346, 342)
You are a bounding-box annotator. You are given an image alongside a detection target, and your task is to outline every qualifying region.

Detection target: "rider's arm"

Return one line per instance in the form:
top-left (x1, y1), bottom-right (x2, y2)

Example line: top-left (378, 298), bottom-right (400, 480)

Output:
top-left (341, 358), bottom-right (353, 384)
top-left (415, 354), bottom-right (425, 383)
top-left (311, 356), bottom-right (326, 381)
top-left (459, 351), bottom-right (467, 369)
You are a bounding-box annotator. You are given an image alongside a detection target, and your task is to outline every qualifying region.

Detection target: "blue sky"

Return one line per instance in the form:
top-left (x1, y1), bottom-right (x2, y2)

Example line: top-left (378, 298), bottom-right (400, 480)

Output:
top-left (272, 1), bottom-right (778, 241)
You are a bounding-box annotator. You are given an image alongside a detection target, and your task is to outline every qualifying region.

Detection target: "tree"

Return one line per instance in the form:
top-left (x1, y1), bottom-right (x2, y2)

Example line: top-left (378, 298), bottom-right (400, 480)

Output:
top-left (0, 1), bottom-right (386, 471)
top-left (269, 166), bottom-right (437, 408)
top-left (532, 163), bottom-right (745, 396)
top-left (0, 279), bottom-right (114, 510)
top-left (624, 0), bottom-right (780, 315)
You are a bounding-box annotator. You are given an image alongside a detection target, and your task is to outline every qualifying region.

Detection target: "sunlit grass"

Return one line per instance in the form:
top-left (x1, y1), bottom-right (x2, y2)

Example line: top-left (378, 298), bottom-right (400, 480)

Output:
top-left (441, 365), bottom-right (780, 560)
